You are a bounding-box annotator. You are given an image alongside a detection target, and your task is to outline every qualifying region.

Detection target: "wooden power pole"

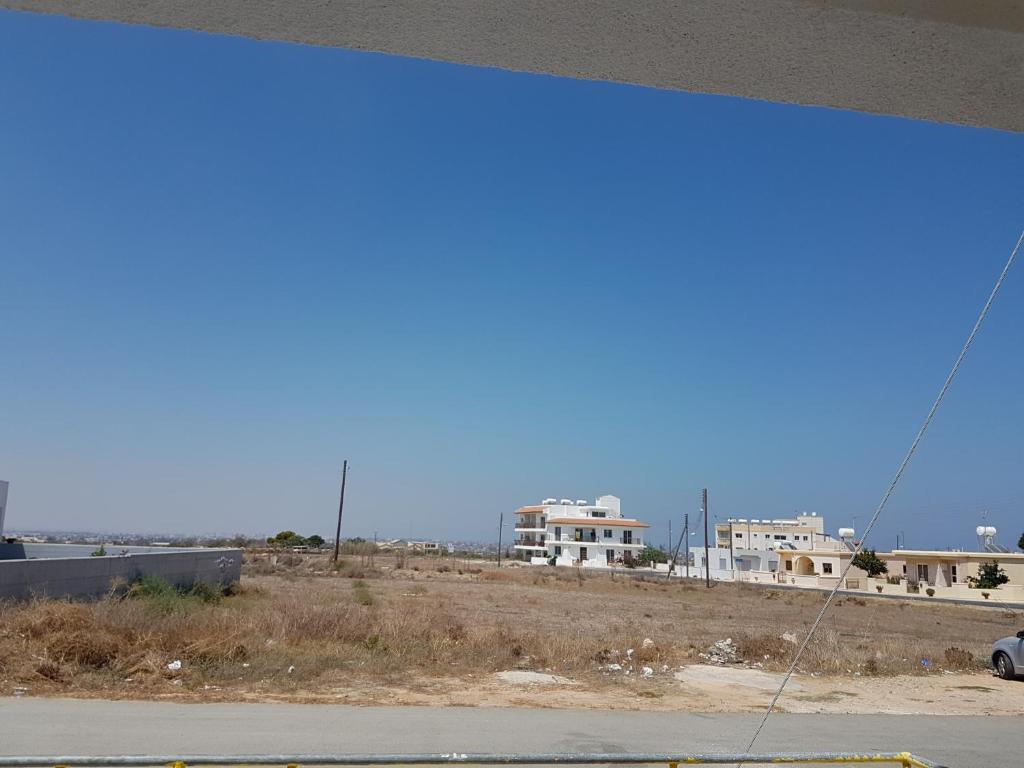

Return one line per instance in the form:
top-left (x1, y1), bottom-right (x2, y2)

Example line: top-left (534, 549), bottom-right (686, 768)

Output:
top-left (331, 460), bottom-right (348, 563)
top-left (703, 487), bottom-right (710, 588)
top-left (684, 512), bottom-right (690, 578)
top-left (497, 511), bottom-right (504, 567)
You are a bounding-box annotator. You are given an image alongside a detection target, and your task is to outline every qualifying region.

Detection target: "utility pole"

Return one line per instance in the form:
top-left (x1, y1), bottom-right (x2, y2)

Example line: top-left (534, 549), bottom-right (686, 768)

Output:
top-left (729, 519), bottom-right (735, 572)
top-left (703, 488), bottom-right (710, 588)
top-left (331, 460), bottom-right (348, 563)
top-left (684, 512), bottom-right (690, 578)
top-left (668, 519), bottom-right (672, 556)
top-left (497, 511), bottom-right (503, 567)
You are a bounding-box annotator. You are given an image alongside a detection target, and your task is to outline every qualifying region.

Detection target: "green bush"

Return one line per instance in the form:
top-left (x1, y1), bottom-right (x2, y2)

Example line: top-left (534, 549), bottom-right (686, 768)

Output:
top-left (968, 561), bottom-right (1009, 590)
top-left (127, 575), bottom-right (224, 615)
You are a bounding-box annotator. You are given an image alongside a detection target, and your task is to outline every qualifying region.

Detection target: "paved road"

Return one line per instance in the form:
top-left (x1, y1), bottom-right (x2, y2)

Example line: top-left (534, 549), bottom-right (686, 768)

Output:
top-left (0, 698), bottom-right (1018, 766)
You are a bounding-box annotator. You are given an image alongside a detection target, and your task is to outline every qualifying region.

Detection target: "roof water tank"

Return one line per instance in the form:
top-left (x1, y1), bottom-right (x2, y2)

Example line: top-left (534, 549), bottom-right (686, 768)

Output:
top-left (838, 527), bottom-right (855, 539)
top-left (542, 498), bottom-right (557, 505)
top-left (985, 526), bottom-right (997, 536)
top-left (560, 499), bottom-right (572, 505)
top-left (976, 525), bottom-right (987, 537)
top-left (575, 499), bottom-right (588, 506)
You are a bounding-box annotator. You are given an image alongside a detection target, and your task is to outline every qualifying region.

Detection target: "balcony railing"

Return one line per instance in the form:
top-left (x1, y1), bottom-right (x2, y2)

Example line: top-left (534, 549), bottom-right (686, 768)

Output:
top-left (515, 538), bottom-right (546, 548)
top-left (557, 533), bottom-right (643, 546)
top-left (514, 518), bottom-right (546, 530)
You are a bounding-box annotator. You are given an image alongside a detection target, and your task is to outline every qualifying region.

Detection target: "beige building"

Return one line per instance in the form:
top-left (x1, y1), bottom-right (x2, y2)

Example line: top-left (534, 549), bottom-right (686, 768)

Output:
top-left (715, 512), bottom-right (838, 552)
top-left (890, 550), bottom-right (1024, 591)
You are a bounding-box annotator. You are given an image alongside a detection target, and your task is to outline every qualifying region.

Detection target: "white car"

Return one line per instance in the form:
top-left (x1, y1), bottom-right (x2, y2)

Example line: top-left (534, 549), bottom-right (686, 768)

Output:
top-left (992, 630), bottom-right (1024, 680)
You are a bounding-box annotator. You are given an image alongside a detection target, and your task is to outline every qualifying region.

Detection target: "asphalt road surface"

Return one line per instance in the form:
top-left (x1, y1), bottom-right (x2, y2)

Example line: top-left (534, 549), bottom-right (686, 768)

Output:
top-left (0, 698), bottom-right (1017, 766)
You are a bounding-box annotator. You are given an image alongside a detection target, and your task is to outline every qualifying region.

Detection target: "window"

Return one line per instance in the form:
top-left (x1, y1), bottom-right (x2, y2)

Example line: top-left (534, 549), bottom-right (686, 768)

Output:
top-left (802, 535), bottom-right (808, 541)
top-left (822, 562), bottom-right (833, 574)
top-left (774, 534), bottom-right (786, 540)
top-left (606, 549), bottom-right (615, 563)
top-left (917, 564), bottom-right (929, 582)
top-left (951, 565), bottom-right (958, 583)
top-left (719, 557), bottom-right (727, 569)
top-left (554, 546), bottom-right (561, 556)
top-left (554, 526), bottom-right (561, 539)
top-left (785, 560), bottom-right (793, 571)
top-left (590, 510), bottom-right (606, 518)
top-left (622, 530), bottom-right (633, 544)
top-left (603, 529), bottom-right (612, 538)
top-left (735, 532), bottom-right (743, 539)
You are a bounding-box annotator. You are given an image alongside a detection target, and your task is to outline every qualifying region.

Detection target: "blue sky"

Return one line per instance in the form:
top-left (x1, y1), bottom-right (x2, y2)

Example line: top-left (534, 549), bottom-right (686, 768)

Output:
top-left (1, 10), bottom-right (1022, 550)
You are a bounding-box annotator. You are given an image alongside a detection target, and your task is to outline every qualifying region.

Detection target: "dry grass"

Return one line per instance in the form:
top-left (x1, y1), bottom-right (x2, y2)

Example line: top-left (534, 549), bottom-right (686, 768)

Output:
top-left (0, 556), bottom-right (1013, 699)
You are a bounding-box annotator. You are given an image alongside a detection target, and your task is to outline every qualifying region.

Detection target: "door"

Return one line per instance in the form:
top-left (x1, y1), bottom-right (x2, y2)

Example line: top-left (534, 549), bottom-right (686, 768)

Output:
top-left (579, 546), bottom-right (588, 562)
top-left (606, 549), bottom-right (615, 564)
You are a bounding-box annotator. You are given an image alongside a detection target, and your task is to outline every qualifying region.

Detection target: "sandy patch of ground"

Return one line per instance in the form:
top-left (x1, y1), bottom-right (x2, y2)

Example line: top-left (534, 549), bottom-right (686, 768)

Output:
top-left (674, 664), bottom-right (803, 691)
top-left (32, 664), bottom-right (1022, 716)
top-left (495, 671), bottom-right (574, 685)
top-left (208, 667), bottom-right (1024, 717)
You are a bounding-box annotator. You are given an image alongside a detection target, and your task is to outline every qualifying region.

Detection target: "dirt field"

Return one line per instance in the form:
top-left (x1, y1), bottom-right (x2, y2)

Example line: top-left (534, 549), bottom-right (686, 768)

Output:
top-left (1, 553), bottom-right (1022, 714)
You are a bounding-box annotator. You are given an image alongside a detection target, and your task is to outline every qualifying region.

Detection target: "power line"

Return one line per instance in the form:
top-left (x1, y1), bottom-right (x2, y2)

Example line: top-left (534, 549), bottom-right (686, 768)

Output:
top-left (744, 228), bottom-right (1023, 755)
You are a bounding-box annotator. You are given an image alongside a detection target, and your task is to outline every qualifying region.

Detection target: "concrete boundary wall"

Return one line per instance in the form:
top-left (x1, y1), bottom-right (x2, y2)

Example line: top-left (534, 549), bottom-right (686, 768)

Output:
top-left (0, 548), bottom-right (243, 600)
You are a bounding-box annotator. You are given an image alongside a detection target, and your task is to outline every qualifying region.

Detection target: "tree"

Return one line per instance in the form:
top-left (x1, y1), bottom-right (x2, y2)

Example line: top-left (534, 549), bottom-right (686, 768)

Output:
top-left (267, 530), bottom-right (304, 547)
top-left (969, 561), bottom-right (1009, 590)
top-left (1018, 531), bottom-right (1024, 552)
top-left (636, 545), bottom-right (668, 567)
top-left (305, 534), bottom-right (325, 549)
top-left (851, 549), bottom-right (888, 577)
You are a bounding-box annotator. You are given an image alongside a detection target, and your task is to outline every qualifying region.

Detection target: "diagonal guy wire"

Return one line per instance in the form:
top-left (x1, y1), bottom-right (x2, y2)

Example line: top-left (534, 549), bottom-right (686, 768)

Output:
top-left (745, 228), bottom-right (1023, 755)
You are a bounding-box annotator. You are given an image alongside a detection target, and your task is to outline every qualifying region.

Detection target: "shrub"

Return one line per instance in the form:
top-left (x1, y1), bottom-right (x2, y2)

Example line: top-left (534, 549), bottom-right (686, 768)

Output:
top-left (968, 561), bottom-right (1009, 590)
top-left (925, 587), bottom-right (935, 597)
top-left (636, 546), bottom-right (669, 567)
top-left (886, 575), bottom-right (901, 585)
top-left (127, 575), bottom-right (222, 615)
top-left (944, 647), bottom-right (974, 670)
top-left (352, 580), bottom-right (374, 606)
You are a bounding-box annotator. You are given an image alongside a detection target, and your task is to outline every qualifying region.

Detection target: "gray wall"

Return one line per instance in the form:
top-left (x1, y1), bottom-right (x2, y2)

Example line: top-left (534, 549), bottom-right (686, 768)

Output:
top-left (0, 548), bottom-right (243, 600)
top-left (0, 542), bottom-right (205, 560)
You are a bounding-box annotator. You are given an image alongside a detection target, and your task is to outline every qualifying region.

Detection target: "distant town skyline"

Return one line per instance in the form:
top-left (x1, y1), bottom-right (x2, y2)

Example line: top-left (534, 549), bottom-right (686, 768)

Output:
top-left (1, 11), bottom-right (1022, 552)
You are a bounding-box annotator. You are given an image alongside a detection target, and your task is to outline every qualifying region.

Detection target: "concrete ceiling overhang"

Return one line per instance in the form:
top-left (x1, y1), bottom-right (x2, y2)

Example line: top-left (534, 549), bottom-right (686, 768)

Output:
top-left (3, 0), bottom-right (1023, 132)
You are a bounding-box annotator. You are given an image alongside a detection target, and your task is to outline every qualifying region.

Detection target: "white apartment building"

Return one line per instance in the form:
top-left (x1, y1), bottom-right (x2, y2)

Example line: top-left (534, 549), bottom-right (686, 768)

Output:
top-left (513, 495), bottom-right (649, 568)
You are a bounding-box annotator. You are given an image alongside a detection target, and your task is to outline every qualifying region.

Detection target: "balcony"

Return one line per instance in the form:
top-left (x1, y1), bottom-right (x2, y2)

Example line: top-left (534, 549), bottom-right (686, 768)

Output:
top-left (514, 516), bottom-right (546, 532)
top-left (514, 538), bottom-right (547, 549)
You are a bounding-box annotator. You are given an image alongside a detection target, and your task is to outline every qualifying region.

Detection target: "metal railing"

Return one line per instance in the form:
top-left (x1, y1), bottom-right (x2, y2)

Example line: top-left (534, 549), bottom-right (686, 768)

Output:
top-left (0, 752), bottom-right (945, 767)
